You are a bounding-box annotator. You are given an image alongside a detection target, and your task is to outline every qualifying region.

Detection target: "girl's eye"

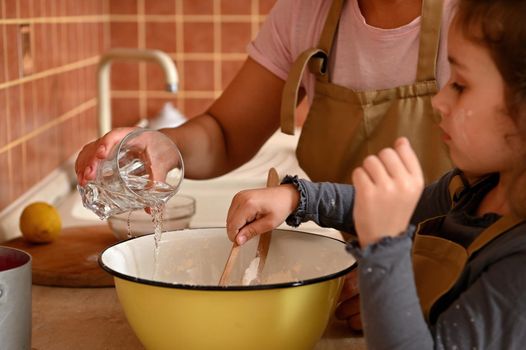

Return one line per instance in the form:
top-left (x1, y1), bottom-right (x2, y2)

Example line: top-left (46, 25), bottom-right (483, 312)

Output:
top-left (451, 82), bottom-right (465, 93)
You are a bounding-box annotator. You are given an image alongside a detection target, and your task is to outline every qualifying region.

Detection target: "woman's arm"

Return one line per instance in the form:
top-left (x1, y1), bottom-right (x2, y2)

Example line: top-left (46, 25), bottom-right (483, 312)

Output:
top-left (157, 57), bottom-right (288, 179)
top-left (76, 58), bottom-right (293, 185)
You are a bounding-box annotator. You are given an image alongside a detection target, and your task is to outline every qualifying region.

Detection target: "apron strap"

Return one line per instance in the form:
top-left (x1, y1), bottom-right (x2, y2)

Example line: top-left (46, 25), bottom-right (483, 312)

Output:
top-left (448, 173), bottom-right (465, 205)
top-left (416, 0), bottom-right (444, 82)
top-left (280, 49), bottom-right (326, 135)
top-left (468, 215), bottom-right (525, 256)
top-left (448, 171), bottom-right (497, 207)
top-left (314, 0), bottom-right (345, 82)
top-left (280, 0), bottom-right (345, 135)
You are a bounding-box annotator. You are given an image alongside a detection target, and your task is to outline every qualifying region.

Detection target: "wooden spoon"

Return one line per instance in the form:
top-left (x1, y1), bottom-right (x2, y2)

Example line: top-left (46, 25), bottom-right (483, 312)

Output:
top-left (252, 168), bottom-right (280, 284)
top-left (218, 168), bottom-right (280, 286)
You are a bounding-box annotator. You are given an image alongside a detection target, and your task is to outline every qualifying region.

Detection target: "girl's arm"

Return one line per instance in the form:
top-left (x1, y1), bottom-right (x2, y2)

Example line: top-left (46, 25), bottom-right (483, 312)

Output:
top-left (226, 138), bottom-right (434, 244)
top-left (225, 179), bottom-right (356, 244)
top-left (350, 228), bottom-right (526, 350)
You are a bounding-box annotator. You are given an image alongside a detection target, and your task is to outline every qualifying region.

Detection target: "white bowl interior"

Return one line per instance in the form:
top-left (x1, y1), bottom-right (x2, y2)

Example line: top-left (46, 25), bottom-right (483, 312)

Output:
top-left (100, 228), bottom-right (354, 287)
top-left (108, 195), bottom-right (196, 239)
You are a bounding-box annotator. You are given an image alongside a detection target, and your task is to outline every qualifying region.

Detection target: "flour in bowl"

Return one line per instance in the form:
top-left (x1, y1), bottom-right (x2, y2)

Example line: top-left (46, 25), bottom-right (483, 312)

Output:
top-left (242, 257), bottom-right (260, 285)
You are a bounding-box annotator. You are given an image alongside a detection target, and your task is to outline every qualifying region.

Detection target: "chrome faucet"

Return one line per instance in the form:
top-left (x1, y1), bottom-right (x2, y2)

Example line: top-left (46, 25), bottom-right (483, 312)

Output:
top-left (97, 48), bottom-right (179, 136)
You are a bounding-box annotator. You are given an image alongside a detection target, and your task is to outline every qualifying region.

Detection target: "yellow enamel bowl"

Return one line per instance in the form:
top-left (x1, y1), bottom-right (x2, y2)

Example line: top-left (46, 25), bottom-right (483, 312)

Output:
top-left (99, 228), bottom-right (355, 350)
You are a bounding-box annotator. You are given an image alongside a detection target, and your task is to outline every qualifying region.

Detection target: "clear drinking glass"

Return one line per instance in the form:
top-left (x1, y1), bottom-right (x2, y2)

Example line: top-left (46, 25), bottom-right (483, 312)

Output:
top-left (78, 129), bottom-right (184, 220)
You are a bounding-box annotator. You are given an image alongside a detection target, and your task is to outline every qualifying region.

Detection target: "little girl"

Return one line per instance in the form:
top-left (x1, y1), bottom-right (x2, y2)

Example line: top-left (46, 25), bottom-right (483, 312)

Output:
top-left (226, 0), bottom-right (526, 348)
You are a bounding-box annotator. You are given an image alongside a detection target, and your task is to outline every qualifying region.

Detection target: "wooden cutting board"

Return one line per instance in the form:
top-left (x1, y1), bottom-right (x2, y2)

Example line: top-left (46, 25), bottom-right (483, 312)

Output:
top-left (2, 225), bottom-right (118, 287)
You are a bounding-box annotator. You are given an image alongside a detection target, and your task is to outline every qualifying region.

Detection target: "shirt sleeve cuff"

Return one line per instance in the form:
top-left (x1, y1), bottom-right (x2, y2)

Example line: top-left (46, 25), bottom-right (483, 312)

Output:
top-left (346, 225), bottom-right (416, 261)
top-left (281, 175), bottom-right (307, 227)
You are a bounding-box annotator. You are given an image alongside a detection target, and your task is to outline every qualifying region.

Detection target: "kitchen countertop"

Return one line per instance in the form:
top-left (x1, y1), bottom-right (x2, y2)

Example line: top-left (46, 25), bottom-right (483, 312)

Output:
top-left (31, 284), bottom-right (366, 349)
top-left (32, 130), bottom-right (365, 349)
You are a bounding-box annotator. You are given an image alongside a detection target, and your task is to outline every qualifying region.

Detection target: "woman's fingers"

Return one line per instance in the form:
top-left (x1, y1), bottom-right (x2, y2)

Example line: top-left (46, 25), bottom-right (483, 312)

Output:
top-left (347, 314), bottom-right (363, 332)
top-left (335, 294), bottom-right (361, 320)
top-left (338, 269), bottom-right (359, 300)
top-left (75, 127), bottom-right (137, 186)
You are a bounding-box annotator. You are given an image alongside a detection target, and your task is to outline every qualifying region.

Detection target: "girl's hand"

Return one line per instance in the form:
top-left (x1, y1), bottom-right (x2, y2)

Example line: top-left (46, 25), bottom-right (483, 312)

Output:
top-left (226, 184), bottom-right (300, 245)
top-left (75, 127), bottom-right (138, 186)
top-left (351, 137), bottom-right (424, 248)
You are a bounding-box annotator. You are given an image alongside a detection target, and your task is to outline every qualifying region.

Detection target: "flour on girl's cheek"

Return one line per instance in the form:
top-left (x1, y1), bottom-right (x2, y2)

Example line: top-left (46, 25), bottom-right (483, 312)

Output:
top-left (453, 109), bottom-right (475, 158)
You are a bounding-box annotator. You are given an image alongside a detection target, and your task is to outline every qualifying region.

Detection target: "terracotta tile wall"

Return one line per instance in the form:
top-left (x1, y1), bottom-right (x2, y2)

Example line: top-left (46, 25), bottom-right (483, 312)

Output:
top-left (109, 0), bottom-right (276, 127)
top-left (0, 0), bottom-right (277, 212)
top-left (0, 0), bottom-right (108, 212)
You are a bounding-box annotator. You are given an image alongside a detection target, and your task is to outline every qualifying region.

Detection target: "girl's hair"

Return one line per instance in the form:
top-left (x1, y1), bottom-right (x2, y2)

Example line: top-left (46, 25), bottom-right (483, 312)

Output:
top-left (455, 0), bottom-right (526, 217)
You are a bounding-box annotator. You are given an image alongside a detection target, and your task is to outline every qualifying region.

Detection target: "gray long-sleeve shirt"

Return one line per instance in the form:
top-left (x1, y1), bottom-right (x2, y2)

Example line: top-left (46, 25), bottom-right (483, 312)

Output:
top-left (284, 170), bottom-right (526, 350)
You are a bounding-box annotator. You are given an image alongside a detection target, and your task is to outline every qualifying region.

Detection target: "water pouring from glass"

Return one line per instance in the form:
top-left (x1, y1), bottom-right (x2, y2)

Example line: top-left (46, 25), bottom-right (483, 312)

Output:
top-left (78, 129), bottom-right (184, 220)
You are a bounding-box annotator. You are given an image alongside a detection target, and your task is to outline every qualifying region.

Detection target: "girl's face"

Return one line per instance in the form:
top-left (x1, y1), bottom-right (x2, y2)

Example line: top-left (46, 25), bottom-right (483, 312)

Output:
top-left (431, 19), bottom-right (519, 176)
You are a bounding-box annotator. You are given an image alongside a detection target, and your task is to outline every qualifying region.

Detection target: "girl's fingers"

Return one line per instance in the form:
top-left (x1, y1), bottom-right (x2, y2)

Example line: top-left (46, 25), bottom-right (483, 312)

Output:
top-left (226, 216), bottom-right (242, 243)
top-left (361, 155), bottom-right (390, 185)
top-left (394, 137), bottom-right (424, 179)
top-left (236, 218), bottom-right (274, 245)
top-left (226, 193), bottom-right (260, 243)
top-left (352, 167), bottom-right (373, 191)
top-left (377, 147), bottom-right (406, 179)
top-left (226, 201), bottom-right (244, 241)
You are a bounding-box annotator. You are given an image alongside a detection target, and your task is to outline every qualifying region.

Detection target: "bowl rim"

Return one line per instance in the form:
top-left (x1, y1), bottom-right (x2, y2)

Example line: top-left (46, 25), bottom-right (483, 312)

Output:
top-left (108, 194), bottom-right (196, 222)
top-left (98, 227), bottom-right (357, 291)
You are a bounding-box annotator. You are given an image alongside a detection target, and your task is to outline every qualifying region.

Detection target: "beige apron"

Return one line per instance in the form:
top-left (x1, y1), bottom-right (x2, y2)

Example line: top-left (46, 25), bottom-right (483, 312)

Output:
top-left (413, 175), bottom-right (525, 320)
top-left (281, 0), bottom-right (451, 184)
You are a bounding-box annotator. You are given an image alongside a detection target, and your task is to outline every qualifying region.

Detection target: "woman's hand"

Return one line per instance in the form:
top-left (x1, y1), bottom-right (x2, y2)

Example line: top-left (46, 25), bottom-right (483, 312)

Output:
top-left (226, 184), bottom-right (300, 244)
top-left (335, 269), bottom-right (363, 331)
top-left (351, 137), bottom-right (424, 248)
top-left (75, 127), bottom-right (138, 186)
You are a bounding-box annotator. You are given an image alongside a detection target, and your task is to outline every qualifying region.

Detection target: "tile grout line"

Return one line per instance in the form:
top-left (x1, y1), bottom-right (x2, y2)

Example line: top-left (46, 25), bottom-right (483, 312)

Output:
top-left (50, 0), bottom-right (58, 67)
top-left (0, 56), bottom-right (99, 90)
top-left (103, 0), bottom-right (110, 50)
top-left (0, 53), bottom-right (245, 93)
top-left (138, 0), bottom-right (146, 119)
top-left (2, 0), bottom-right (11, 146)
top-left (28, 0), bottom-right (37, 140)
top-left (2, 0), bottom-right (13, 201)
top-left (0, 98), bottom-right (97, 156)
top-left (0, 15), bottom-right (110, 25)
top-left (112, 90), bottom-right (217, 99)
top-left (170, 52), bottom-right (245, 60)
top-left (17, 0), bottom-right (27, 190)
top-left (213, 0), bottom-right (221, 98)
top-left (175, 0), bottom-right (184, 112)
top-left (0, 14), bottom-right (267, 25)
top-left (251, 0), bottom-right (259, 40)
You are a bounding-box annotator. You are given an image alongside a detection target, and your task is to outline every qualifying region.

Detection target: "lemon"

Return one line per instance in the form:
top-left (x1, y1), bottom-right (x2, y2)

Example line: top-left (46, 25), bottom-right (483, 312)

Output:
top-left (19, 202), bottom-right (62, 243)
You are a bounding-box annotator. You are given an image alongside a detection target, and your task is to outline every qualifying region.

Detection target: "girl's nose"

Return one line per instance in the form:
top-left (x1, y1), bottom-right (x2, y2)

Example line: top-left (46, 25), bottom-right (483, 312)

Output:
top-left (431, 87), bottom-right (451, 118)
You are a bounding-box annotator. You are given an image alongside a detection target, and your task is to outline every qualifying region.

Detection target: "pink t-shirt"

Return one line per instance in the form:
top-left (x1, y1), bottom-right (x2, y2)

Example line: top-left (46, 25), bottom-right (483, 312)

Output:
top-left (248, 0), bottom-right (455, 105)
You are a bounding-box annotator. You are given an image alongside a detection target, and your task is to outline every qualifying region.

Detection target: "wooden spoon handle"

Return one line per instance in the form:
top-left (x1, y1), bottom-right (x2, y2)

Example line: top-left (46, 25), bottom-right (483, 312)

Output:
top-left (255, 168), bottom-right (280, 278)
top-left (218, 168), bottom-right (280, 287)
top-left (218, 242), bottom-right (240, 286)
